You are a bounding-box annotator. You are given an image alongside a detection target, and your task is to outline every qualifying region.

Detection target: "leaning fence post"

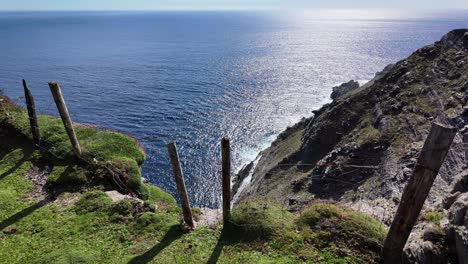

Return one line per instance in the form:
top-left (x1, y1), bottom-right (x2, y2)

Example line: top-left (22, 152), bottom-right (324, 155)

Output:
top-left (382, 122), bottom-right (457, 263)
top-left (22, 79), bottom-right (41, 145)
top-left (221, 137), bottom-right (231, 225)
top-left (167, 142), bottom-right (195, 230)
top-left (48, 82), bottom-right (82, 157)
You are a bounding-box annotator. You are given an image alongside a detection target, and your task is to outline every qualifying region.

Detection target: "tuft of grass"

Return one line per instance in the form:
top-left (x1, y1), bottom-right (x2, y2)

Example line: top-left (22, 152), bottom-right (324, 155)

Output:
top-left (74, 190), bottom-right (113, 214)
top-left (354, 114), bottom-right (381, 146)
top-left (229, 198), bottom-right (295, 241)
top-left (298, 203), bottom-right (387, 262)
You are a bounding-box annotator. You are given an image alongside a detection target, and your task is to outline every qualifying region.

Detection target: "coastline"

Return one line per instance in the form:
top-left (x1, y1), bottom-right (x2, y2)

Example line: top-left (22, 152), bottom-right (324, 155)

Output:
top-left (231, 78), bottom-right (374, 204)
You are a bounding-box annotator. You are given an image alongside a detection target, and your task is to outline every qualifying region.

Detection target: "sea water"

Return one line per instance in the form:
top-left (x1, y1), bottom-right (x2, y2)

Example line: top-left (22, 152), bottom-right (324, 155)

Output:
top-left (1, 10), bottom-right (467, 207)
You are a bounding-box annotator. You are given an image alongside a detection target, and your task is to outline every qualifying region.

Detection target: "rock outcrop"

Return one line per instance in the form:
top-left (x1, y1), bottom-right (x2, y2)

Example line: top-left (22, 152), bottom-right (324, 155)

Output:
top-left (235, 29), bottom-right (468, 262)
top-left (330, 80), bottom-right (360, 100)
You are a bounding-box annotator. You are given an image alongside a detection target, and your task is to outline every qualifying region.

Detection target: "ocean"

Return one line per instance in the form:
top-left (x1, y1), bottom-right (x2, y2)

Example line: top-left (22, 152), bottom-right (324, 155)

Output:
top-left (0, 10), bottom-right (467, 207)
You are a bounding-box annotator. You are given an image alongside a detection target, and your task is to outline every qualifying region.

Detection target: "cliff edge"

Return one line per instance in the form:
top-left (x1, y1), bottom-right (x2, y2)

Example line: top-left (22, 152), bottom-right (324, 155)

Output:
top-left (234, 29), bottom-right (468, 262)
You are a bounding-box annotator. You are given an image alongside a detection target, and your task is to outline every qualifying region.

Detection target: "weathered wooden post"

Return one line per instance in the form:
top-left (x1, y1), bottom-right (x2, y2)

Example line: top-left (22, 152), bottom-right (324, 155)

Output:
top-left (221, 137), bottom-right (231, 225)
top-left (382, 122), bottom-right (457, 263)
top-left (167, 142), bottom-right (195, 230)
top-left (48, 82), bottom-right (82, 157)
top-left (22, 79), bottom-right (41, 145)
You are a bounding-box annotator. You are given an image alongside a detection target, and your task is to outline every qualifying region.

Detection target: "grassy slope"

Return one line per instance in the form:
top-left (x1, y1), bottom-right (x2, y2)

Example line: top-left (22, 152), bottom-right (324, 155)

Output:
top-left (0, 97), bottom-right (386, 263)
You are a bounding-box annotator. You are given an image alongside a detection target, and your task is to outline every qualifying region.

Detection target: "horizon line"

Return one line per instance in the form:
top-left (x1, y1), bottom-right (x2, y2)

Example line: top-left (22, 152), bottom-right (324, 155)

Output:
top-left (1, 7), bottom-right (468, 12)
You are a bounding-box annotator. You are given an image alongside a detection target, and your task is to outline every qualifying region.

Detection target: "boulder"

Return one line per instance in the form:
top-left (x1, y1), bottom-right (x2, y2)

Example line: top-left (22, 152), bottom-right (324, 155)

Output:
top-left (423, 225), bottom-right (445, 243)
top-left (403, 240), bottom-right (445, 264)
top-left (444, 192), bottom-right (461, 210)
top-left (451, 170), bottom-right (468, 194)
top-left (448, 193), bottom-right (468, 226)
top-left (454, 227), bottom-right (468, 264)
top-left (445, 192), bottom-right (468, 263)
top-left (330, 80), bottom-right (360, 100)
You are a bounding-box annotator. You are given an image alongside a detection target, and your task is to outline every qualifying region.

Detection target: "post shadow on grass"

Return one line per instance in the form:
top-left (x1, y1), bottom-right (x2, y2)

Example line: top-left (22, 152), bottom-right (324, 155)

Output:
top-left (0, 149), bottom-right (32, 180)
top-left (207, 228), bottom-right (228, 264)
top-left (0, 198), bottom-right (51, 231)
top-left (128, 225), bottom-right (183, 264)
top-left (207, 223), bottom-right (240, 264)
top-left (0, 164), bottom-right (72, 232)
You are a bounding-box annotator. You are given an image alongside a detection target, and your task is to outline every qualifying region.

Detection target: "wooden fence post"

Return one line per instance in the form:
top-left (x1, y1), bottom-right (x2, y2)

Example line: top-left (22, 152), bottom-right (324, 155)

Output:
top-left (382, 122), bottom-right (457, 263)
top-left (221, 137), bottom-right (231, 225)
top-left (22, 79), bottom-right (41, 145)
top-left (48, 82), bottom-right (82, 157)
top-left (167, 142), bottom-right (195, 230)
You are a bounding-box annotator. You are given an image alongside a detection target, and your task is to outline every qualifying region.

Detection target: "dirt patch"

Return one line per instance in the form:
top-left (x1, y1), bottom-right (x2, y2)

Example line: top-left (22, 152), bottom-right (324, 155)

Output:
top-left (54, 192), bottom-right (81, 207)
top-left (23, 164), bottom-right (51, 202)
top-left (195, 208), bottom-right (222, 228)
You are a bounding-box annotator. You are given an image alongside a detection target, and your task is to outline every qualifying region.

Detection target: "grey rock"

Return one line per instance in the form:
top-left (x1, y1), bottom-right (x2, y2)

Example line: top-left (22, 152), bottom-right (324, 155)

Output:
top-left (448, 193), bottom-right (468, 226)
top-left (423, 225), bottom-right (444, 242)
top-left (404, 241), bottom-right (445, 264)
top-left (454, 227), bottom-right (468, 264)
top-left (444, 192), bottom-right (461, 210)
top-left (451, 170), bottom-right (468, 194)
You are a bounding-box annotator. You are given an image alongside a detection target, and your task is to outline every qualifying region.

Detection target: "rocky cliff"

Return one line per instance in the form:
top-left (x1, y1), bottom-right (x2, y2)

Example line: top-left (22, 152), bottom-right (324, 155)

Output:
top-left (234, 29), bottom-right (468, 263)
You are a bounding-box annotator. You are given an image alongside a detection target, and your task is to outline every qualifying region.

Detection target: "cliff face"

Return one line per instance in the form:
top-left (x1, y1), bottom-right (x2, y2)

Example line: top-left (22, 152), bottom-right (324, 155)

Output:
top-left (234, 29), bottom-right (468, 223)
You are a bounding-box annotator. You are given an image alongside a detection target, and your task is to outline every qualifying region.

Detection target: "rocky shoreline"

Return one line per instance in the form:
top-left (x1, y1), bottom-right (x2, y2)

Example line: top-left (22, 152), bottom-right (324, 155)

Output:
top-left (233, 29), bottom-right (468, 263)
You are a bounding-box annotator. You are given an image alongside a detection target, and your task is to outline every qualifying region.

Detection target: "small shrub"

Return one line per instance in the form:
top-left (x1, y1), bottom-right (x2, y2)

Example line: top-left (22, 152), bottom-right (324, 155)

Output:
top-left (229, 198), bottom-right (294, 241)
top-left (109, 199), bottom-right (133, 216)
top-left (107, 199), bottom-right (134, 222)
top-left (143, 201), bottom-right (156, 212)
top-left (422, 211), bottom-right (443, 225)
top-left (74, 191), bottom-right (112, 214)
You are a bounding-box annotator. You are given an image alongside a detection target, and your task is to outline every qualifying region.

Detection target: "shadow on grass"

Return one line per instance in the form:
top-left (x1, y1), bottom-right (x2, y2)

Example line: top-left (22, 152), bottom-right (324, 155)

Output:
top-left (207, 228), bottom-right (227, 264)
top-left (207, 225), bottom-right (240, 264)
top-left (128, 225), bottom-right (183, 264)
top-left (0, 149), bottom-right (31, 180)
top-left (0, 198), bottom-right (50, 231)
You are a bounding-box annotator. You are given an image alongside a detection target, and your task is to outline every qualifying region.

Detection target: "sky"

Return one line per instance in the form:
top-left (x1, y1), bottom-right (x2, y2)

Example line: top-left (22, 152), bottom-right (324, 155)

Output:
top-left (0, 0), bottom-right (467, 11)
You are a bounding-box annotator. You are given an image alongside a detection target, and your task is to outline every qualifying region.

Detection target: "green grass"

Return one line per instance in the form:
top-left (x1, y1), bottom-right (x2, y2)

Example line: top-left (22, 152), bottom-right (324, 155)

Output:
top-left (297, 203), bottom-right (387, 263)
top-left (0, 147), bottom-right (387, 263)
top-left (229, 198), bottom-right (295, 240)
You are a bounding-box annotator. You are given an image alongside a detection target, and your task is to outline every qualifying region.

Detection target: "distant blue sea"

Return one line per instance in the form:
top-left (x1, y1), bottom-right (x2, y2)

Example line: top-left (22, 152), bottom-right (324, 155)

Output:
top-left (0, 11), bottom-right (467, 207)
